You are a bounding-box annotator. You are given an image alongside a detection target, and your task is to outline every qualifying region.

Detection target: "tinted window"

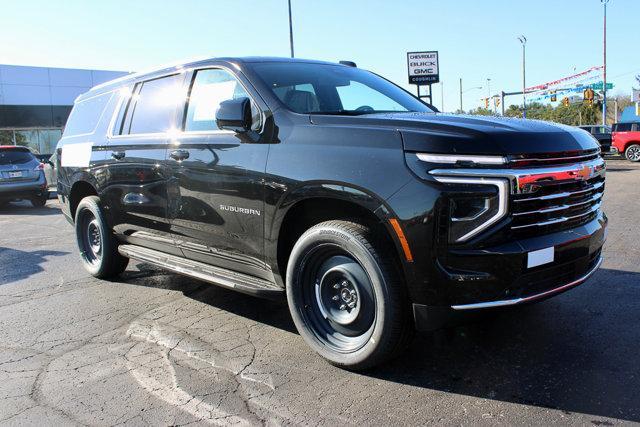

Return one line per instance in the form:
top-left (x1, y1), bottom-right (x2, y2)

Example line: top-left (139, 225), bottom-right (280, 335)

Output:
top-left (125, 74), bottom-right (184, 135)
top-left (251, 62), bottom-right (432, 115)
top-left (0, 148), bottom-right (35, 165)
top-left (614, 123), bottom-right (633, 132)
top-left (64, 92), bottom-right (113, 136)
top-left (184, 69), bottom-right (261, 132)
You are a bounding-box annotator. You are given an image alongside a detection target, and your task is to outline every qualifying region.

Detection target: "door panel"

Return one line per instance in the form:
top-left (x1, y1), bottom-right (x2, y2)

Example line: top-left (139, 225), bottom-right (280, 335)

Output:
top-left (101, 138), bottom-right (181, 255)
top-left (101, 73), bottom-right (186, 256)
top-left (167, 134), bottom-right (270, 278)
top-left (166, 67), bottom-right (271, 278)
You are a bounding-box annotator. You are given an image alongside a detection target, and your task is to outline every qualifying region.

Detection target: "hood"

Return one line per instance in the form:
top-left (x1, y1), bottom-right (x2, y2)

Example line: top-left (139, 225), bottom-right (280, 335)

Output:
top-left (309, 112), bottom-right (599, 156)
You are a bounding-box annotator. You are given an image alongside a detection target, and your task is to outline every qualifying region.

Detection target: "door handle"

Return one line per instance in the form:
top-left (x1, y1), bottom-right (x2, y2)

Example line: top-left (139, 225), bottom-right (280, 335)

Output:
top-left (111, 151), bottom-right (126, 160)
top-left (170, 149), bottom-right (189, 161)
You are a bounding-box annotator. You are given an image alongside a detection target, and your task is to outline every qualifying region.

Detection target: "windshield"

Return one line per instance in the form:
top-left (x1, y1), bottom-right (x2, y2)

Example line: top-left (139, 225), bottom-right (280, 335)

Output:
top-left (250, 62), bottom-right (434, 115)
top-left (0, 148), bottom-right (35, 165)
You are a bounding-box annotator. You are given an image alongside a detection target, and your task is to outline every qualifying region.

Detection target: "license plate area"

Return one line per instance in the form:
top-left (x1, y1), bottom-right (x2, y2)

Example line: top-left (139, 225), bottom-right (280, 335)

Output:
top-left (8, 171), bottom-right (23, 178)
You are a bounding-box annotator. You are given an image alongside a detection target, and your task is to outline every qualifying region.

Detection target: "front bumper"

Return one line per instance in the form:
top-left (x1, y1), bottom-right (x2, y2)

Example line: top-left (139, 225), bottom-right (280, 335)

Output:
top-left (412, 214), bottom-right (606, 330)
top-left (451, 254), bottom-right (602, 310)
top-left (441, 212), bottom-right (606, 306)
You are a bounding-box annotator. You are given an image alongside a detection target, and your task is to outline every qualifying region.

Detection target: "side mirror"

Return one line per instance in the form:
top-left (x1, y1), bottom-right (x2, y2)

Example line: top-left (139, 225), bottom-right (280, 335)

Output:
top-left (216, 97), bottom-right (252, 133)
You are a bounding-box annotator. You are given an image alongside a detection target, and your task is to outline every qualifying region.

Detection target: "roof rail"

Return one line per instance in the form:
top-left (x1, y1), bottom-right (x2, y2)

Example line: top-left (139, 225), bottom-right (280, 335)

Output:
top-left (339, 60), bottom-right (357, 67)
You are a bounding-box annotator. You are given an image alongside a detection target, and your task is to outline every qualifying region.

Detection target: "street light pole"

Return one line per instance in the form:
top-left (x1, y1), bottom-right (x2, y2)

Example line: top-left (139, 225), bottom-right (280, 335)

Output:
top-left (602, 0), bottom-right (609, 125)
top-left (288, 0), bottom-right (295, 58)
top-left (441, 81), bottom-right (444, 112)
top-left (518, 35), bottom-right (527, 118)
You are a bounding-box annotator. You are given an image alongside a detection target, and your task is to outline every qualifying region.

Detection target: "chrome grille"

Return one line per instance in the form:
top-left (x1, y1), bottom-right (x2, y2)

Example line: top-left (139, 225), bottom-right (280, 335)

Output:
top-left (511, 174), bottom-right (605, 233)
top-left (508, 148), bottom-right (601, 167)
top-left (429, 154), bottom-right (606, 240)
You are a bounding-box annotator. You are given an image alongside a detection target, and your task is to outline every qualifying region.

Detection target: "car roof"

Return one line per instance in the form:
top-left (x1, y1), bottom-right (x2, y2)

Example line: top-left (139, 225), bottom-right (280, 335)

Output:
top-left (81, 56), bottom-right (348, 101)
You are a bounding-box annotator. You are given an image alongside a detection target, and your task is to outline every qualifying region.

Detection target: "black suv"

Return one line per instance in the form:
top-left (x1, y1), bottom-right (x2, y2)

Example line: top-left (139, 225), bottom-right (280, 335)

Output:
top-left (578, 125), bottom-right (612, 153)
top-left (56, 57), bottom-right (607, 369)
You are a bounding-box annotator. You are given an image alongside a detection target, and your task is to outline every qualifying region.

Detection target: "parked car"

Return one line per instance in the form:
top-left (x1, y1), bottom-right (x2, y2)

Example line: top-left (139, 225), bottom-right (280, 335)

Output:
top-left (57, 57), bottom-right (606, 369)
top-left (611, 122), bottom-right (640, 162)
top-left (578, 125), bottom-right (611, 153)
top-left (0, 145), bottom-right (48, 207)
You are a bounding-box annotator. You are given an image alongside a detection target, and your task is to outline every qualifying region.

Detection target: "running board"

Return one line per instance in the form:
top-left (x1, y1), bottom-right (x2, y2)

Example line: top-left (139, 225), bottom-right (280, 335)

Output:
top-left (118, 244), bottom-right (284, 298)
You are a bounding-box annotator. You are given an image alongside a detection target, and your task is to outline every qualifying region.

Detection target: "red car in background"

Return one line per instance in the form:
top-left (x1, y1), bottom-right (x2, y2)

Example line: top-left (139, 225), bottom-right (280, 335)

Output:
top-left (612, 122), bottom-right (640, 162)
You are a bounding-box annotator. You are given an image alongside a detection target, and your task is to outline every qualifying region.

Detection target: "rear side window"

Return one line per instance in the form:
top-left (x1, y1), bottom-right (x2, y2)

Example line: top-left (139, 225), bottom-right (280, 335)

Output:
top-left (121, 74), bottom-right (184, 135)
top-left (64, 92), bottom-right (113, 137)
top-left (0, 148), bottom-right (35, 165)
top-left (614, 123), bottom-right (633, 132)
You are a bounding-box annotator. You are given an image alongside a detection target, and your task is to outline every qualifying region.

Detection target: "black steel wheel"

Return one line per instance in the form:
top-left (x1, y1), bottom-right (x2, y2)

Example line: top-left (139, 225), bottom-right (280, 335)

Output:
top-left (286, 220), bottom-right (412, 370)
top-left (74, 196), bottom-right (128, 278)
top-left (625, 144), bottom-right (640, 162)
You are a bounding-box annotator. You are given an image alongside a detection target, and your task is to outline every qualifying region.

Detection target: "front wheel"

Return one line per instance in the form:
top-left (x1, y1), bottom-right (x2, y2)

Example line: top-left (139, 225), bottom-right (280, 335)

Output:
top-left (625, 144), bottom-right (640, 162)
top-left (74, 195), bottom-right (128, 278)
top-left (286, 220), bottom-right (412, 370)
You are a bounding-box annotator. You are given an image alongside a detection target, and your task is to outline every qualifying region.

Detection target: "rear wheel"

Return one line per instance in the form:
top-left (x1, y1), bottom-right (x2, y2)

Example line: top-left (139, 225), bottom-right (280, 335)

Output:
top-left (74, 196), bottom-right (128, 278)
top-left (625, 144), bottom-right (640, 162)
top-left (286, 220), bottom-right (412, 370)
top-left (30, 193), bottom-right (48, 207)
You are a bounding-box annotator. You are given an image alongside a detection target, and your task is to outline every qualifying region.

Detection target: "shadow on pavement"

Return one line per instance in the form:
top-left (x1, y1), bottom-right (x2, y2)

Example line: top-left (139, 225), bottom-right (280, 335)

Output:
top-left (121, 261), bottom-right (296, 333)
top-left (0, 201), bottom-right (61, 216)
top-left (365, 267), bottom-right (640, 423)
top-left (118, 262), bottom-right (640, 422)
top-left (0, 247), bottom-right (70, 285)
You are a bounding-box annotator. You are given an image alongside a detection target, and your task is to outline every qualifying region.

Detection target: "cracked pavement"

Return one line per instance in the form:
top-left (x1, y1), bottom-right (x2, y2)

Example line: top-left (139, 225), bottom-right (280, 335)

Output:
top-left (0, 159), bottom-right (639, 425)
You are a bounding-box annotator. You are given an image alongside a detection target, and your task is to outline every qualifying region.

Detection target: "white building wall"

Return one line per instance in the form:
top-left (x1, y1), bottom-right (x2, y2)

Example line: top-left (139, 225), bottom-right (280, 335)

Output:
top-left (0, 64), bottom-right (128, 106)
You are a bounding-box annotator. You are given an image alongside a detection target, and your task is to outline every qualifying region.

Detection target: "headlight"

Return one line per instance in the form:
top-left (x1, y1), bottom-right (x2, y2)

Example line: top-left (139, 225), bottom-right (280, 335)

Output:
top-left (416, 153), bottom-right (507, 166)
top-left (433, 176), bottom-right (509, 243)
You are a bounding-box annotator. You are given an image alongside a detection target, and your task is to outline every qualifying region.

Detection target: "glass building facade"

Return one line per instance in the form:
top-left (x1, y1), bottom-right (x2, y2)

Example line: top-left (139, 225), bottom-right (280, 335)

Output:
top-left (0, 64), bottom-right (128, 155)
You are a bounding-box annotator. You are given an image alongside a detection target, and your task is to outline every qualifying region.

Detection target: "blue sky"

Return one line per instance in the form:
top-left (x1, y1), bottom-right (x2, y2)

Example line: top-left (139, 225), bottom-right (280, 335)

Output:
top-left (1, 0), bottom-right (638, 111)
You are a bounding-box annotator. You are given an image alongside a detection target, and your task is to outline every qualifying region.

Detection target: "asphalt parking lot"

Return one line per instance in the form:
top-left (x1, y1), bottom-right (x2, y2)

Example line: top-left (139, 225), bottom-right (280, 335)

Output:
top-left (0, 159), bottom-right (639, 426)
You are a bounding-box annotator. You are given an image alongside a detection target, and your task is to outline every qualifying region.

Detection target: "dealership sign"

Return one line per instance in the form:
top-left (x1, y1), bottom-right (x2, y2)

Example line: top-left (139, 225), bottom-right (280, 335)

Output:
top-left (407, 51), bottom-right (439, 85)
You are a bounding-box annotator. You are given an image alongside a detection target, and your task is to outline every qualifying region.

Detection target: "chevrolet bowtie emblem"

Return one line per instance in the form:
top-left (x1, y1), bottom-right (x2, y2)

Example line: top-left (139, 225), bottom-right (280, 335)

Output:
top-left (572, 164), bottom-right (593, 180)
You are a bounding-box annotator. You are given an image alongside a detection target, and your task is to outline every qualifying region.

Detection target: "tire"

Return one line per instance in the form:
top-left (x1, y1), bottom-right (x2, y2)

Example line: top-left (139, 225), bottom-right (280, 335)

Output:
top-left (286, 220), bottom-right (412, 370)
top-left (74, 195), bottom-right (129, 278)
top-left (30, 193), bottom-right (48, 207)
top-left (625, 144), bottom-right (640, 162)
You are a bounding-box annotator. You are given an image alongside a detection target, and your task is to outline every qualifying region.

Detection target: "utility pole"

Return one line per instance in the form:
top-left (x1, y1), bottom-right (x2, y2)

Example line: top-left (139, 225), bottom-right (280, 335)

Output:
top-left (518, 35), bottom-right (527, 118)
top-left (459, 82), bottom-right (482, 113)
top-left (602, 0), bottom-right (609, 125)
top-left (440, 81), bottom-right (444, 112)
top-left (459, 78), bottom-right (463, 113)
top-left (288, 0), bottom-right (295, 58)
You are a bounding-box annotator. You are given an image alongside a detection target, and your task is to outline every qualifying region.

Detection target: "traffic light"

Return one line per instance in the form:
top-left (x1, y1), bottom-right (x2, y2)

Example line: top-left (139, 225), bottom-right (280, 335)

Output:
top-left (484, 98), bottom-right (489, 108)
top-left (550, 91), bottom-right (557, 102)
top-left (495, 97), bottom-right (501, 108)
top-left (562, 97), bottom-right (570, 107)
top-left (583, 88), bottom-right (594, 106)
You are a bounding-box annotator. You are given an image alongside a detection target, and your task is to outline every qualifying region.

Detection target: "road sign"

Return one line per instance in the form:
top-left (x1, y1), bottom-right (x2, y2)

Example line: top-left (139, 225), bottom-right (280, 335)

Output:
top-left (407, 51), bottom-right (439, 85)
top-left (589, 82), bottom-right (614, 90)
top-left (633, 89), bottom-right (640, 103)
